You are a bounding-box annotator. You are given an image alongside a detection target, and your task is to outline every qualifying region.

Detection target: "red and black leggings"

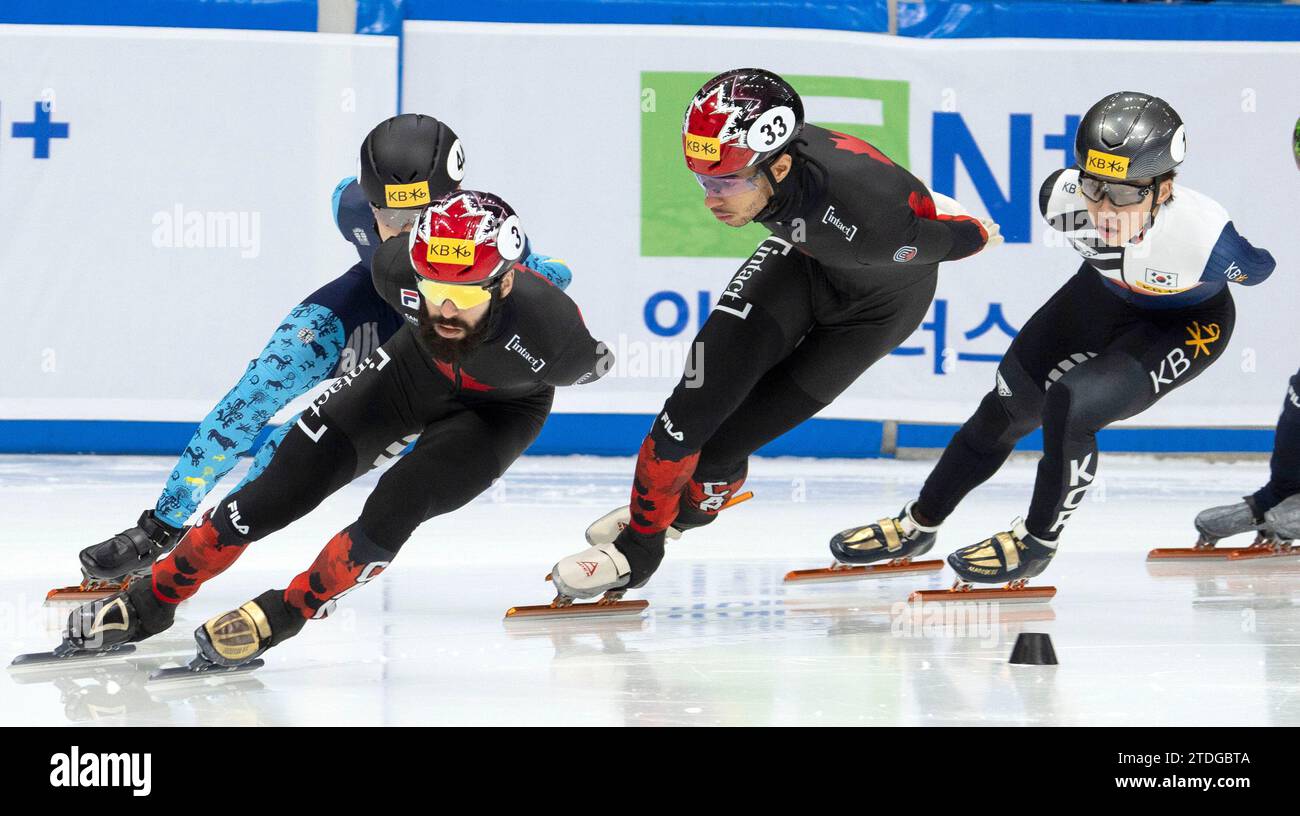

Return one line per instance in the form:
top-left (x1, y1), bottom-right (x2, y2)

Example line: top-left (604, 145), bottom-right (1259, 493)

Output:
top-left (151, 328), bottom-right (550, 623)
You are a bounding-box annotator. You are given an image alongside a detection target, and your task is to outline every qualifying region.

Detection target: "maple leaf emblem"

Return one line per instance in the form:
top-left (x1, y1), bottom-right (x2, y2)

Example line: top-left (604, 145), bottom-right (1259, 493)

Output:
top-left (686, 80), bottom-right (753, 146)
top-left (426, 192), bottom-right (493, 243)
top-left (829, 132), bottom-right (894, 166)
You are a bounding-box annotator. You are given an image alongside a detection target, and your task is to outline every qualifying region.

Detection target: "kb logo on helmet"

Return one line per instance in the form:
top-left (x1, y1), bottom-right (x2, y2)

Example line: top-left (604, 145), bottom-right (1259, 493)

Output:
top-left (426, 237), bottom-right (475, 264)
top-left (1084, 150), bottom-right (1130, 180)
top-left (385, 181), bottom-right (431, 206)
top-left (684, 134), bottom-right (720, 161)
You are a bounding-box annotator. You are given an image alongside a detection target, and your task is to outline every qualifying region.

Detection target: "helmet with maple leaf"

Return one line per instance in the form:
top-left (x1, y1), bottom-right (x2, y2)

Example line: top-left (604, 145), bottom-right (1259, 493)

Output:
top-left (682, 68), bottom-right (805, 177)
top-left (408, 190), bottom-right (526, 286)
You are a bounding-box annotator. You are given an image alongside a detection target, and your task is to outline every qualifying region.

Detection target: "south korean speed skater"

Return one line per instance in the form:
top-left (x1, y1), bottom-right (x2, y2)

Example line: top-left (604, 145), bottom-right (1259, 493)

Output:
top-left (17, 190), bottom-right (612, 673)
top-left (827, 91), bottom-right (1274, 599)
top-left (528, 68), bottom-right (999, 616)
top-left (53, 114), bottom-right (573, 603)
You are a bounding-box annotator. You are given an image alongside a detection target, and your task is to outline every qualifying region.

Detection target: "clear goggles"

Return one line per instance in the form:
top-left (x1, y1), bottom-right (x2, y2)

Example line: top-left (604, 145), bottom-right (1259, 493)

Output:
top-left (693, 170), bottom-right (763, 198)
top-left (372, 205), bottom-right (424, 231)
top-left (1078, 175), bottom-right (1154, 207)
top-left (416, 277), bottom-right (495, 310)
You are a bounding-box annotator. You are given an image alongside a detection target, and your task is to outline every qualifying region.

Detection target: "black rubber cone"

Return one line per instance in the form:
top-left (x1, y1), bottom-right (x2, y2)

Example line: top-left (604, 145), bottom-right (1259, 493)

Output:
top-left (1009, 632), bottom-right (1058, 665)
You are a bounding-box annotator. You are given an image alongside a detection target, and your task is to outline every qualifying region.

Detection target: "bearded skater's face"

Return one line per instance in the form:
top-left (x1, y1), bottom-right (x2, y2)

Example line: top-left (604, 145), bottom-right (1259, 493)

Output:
top-left (697, 154), bottom-right (793, 227)
top-left (416, 270), bottom-right (514, 363)
top-left (1081, 175), bottom-right (1174, 247)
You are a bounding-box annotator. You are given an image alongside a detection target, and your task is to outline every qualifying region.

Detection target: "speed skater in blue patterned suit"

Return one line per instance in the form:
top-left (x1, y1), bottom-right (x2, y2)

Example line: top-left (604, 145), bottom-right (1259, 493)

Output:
top-left (22, 189), bottom-right (613, 672)
top-left (53, 114), bottom-right (573, 600)
top-left (826, 91), bottom-right (1274, 595)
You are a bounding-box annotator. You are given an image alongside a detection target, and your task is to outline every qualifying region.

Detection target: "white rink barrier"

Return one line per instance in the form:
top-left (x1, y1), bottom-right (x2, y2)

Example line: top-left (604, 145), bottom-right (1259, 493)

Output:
top-left (403, 21), bottom-right (1299, 428)
top-left (1, 21), bottom-right (1297, 455)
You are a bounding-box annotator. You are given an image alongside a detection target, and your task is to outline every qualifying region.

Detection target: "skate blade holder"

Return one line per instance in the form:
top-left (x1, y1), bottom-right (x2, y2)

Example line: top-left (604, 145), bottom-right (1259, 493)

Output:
top-left (504, 591), bottom-right (648, 621)
top-left (1148, 533), bottom-right (1284, 561)
top-left (909, 579), bottom-right (1057, 605)
top-left (784, 558), bottom-right (944, 584)
top-left (43, 579), bottom-right (132, 605)
top-left (147, 657), bottom-right (265, 684)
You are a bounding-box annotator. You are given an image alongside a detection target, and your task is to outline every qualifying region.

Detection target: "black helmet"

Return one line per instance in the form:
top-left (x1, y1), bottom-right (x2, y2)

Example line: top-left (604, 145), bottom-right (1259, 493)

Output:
top-left (359, 114), bottom-right (465, 210)
top-left (1075, 91), bottom-right (1185, 181)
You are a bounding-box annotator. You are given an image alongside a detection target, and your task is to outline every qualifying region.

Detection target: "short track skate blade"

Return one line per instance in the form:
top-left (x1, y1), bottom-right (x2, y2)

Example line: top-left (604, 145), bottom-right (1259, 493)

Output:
top-left (9, 644), bottom-right (137, 668)
top-left (504, 599), bottom-right (649, 620)
top-left (783, 560), bottom-right (944, 583)
top-left (1146, 547), bottom-right (1253, 561)
top-left (1227, 545), bottom-right (1299, 561)
top-left (147, 658), bottom-right (265, 683)
top-left (908, 585), bottom-right (1057, 604)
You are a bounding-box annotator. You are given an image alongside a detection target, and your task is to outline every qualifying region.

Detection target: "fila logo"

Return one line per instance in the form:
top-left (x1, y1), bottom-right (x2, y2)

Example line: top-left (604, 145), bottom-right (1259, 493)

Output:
top-left (226, 500), bottom-right (249, 535)
top-left (579, 560), bottom-right (600, 577)
top-left (400, 289), bottom-right (420, 310)
top-left (659, 411), bottom-right (685, 442)
top-left (893, 245), bottom-right (918, 263)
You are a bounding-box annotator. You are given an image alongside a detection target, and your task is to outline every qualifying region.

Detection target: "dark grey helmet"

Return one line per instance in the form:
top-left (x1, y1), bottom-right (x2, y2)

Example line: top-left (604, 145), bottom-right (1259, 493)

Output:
top-left (359, 114), bottom-right (465, 210)
top-left (1075, 91), bottom-right (1186, 181)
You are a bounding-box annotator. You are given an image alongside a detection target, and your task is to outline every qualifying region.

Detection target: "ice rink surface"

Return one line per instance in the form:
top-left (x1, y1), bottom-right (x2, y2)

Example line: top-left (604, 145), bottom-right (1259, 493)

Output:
top-left (3, 452), bottom-right (1298, 727)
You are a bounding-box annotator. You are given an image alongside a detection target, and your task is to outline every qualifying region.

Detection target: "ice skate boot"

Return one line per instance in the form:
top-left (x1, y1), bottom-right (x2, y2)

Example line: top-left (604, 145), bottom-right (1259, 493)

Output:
top-left (1149, 498), bottom-right (1267, 560)
top-left (507, 528), bottom-right (665, 620)
top-left (149, 590), bottom-right (304, 681)
top-left (13, 579), bottom-right (177, 667)
top-left (785, 501), bottom-right (944, 583)
top-left (46, 510), bottom-right (186, 603)
top-left (1228, 494), bottom-right (1300, 561)
top-left (912, 519), bottom-right (1058, 604)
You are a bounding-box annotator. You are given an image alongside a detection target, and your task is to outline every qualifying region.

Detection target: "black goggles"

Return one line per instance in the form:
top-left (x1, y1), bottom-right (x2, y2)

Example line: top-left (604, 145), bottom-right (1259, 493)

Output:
top-left (1078, 174), bottom-right (1154, 207)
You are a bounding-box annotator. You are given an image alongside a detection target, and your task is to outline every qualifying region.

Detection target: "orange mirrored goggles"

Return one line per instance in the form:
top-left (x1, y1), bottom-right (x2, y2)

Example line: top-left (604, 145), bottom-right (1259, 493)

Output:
top-left (416, 277), bottom-right (494, 310)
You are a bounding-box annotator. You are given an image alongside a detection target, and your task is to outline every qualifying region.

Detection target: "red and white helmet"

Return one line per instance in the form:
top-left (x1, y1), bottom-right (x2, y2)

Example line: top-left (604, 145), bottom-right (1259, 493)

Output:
top-left (682, 68), bottom-right (805, 177)
top-left (408, 190), bottom-right (525, 285)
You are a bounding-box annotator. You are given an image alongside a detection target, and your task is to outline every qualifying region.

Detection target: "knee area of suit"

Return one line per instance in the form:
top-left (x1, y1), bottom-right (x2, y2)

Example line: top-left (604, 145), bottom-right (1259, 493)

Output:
top-left (967, 391), bottom-right (1038, 448)
top-left (1043, 378), bottom-right (1110, 436)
